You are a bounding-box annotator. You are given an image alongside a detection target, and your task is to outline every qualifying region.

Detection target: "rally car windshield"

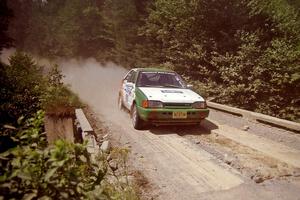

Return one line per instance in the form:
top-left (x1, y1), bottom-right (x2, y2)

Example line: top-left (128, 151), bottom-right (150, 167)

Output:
top-left (136, 72), bottom-right (186, 88)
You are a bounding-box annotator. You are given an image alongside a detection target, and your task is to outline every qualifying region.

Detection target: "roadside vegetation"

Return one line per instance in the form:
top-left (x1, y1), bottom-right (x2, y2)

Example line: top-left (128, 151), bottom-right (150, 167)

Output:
top-left (3, 0), bottom-right (299, 122)
top-left (0, 0), bottom-right (298, 198)
top-left (0, 52), bottom-right (138, 199)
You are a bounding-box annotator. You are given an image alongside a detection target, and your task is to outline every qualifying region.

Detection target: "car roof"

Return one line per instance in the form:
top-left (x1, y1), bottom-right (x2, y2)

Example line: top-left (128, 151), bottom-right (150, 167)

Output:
top-left (132, 68), bottom-right (175, 73)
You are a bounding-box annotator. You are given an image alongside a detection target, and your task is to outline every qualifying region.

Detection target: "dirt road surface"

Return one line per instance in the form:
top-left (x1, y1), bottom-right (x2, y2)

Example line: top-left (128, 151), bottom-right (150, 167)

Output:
top-left (62, 61), bottom-right (300, 200)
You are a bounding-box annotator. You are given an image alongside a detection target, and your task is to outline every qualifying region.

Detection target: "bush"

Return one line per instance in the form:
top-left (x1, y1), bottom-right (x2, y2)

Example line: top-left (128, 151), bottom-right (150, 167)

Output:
top-left (0, 52), bottom-right (45, 126)
top-left (210, 32), bottom-right (300, 122)
top-left (0, 52), bottom-right (83, 153)
top-left (0, 111), bottom-right (138, 199)
top-left (0, 52), bottom-right (138, 199)
top-left (41, 64), bottom-right (82, 113)
top-left (0, 52), bottom-right (82, 126)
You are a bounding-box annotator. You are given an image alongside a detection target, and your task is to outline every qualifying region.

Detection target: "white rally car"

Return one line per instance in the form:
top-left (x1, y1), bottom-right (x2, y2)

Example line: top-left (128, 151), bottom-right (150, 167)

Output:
top-left (118, 68), bottom-right (209, 129)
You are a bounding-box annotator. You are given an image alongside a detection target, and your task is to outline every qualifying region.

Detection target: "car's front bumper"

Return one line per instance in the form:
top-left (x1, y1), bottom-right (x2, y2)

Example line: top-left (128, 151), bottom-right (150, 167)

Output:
top-left (137, 106), bottom-right (209, 125)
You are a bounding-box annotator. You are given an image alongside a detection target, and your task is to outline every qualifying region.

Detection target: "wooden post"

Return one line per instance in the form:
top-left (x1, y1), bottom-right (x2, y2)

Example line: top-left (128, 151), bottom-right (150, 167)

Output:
top-left (44, 107), bottom-right (76, 144)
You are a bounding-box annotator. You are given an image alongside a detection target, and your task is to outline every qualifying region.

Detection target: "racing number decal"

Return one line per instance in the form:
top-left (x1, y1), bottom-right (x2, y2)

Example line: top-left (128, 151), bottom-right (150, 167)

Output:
top-left (122, 70), bottom-right (136, 109)
top-left (124, 84), bottom-right (134, 108)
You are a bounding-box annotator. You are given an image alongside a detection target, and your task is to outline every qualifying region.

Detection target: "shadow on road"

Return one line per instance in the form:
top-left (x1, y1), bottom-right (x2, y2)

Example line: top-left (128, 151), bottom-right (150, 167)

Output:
top-left (148, 119), bottom-right (218, 136)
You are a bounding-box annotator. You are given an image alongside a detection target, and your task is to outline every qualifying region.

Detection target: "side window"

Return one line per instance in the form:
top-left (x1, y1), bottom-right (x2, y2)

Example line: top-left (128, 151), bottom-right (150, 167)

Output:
top-left (129, 71), bottom-right (137, 83)
top-left (124, 71), bottom-right (133, 82)
top-left (125, 71), bottom-right (137, 83)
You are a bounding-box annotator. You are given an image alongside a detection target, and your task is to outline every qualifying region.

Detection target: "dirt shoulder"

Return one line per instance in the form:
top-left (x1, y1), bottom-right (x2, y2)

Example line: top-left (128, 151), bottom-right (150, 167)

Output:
top-left (83, 105), bottom-right (154, 200)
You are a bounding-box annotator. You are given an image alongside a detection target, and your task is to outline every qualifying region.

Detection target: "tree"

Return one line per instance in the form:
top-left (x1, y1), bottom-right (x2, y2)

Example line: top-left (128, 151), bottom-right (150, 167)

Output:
top-left (0, 52), bottom-right (44, 126)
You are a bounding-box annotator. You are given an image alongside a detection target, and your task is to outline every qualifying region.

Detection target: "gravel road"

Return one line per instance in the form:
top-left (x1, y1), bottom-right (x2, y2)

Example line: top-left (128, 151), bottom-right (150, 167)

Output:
top-left (62, 62), bottom-right (300, 200)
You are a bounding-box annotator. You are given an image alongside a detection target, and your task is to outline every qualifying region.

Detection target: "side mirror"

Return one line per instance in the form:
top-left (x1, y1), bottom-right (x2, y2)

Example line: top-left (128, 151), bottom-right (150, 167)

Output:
top-left (186, 84), bottom-right (193, 89)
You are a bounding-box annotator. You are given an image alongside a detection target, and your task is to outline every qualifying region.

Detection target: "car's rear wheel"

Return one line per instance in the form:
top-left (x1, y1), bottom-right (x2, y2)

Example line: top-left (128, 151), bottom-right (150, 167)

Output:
top-left (118, 94), bottom-right (124, 110)
top-left (131, 104), bottom-right (144, 130)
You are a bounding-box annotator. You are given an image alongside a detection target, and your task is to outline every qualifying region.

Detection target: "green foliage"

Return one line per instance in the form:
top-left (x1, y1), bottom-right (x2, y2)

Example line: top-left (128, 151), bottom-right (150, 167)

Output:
top-left (248, 0), bottom-right (300, 39)
top-left (8, 0), bottom-right (114, 59)
top-left (210, 32), bottom-right (300, 121)
top-left (0, 111), bottom-right (138, 199)
top-left (0, 51), bottom-right (138, 199)
top-left (140, 0), bottom-right (255, 77)
top-left (41, 64), bottom-right (82, 112)
top-left (0, 52), bottom-right (45, 126)
top-left (6, 0), bottom-right (300, 121)
top-left (102, 0), bottom-right (146, 66)
top-left (87, 148), bottom-right (139, 200)
top-left (77, 5), bottom-right (114, 59)
top-left (141, 0), bottom-right (300, 121)
top-left (0, 52), bottom-right (81, 126)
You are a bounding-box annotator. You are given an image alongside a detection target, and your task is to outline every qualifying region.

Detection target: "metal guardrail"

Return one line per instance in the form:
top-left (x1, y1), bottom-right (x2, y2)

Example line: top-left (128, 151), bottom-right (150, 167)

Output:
top-left (207, 101), bottom-right (300, 132)
top-left (75, 109), bottom-right (99, 153)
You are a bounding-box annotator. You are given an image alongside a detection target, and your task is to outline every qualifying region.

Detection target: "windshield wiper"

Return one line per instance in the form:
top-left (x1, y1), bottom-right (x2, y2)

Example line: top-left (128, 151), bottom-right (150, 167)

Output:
top-left (138, 84), bottom-right (182, 88)
top-left (163, 84), bottom-right (182, 88)
top-left (138, 84), bottom-right (154, 87)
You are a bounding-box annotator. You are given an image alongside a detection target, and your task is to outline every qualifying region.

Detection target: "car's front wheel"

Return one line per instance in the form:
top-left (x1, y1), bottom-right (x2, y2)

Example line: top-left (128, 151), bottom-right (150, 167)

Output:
top-left (131, 104), bottom-right (144, 130)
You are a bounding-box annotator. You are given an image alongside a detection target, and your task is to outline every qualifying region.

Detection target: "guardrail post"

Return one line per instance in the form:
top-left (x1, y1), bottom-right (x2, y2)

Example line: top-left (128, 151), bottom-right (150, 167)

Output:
top-left (44, 108), bottom-right (76, 144)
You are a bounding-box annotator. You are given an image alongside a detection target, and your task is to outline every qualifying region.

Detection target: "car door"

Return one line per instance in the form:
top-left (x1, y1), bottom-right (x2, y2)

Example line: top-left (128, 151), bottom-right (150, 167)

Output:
top-left (122, 70), bottom-right (137, 110)
top-left (126, 71), bottom-right (137, 110)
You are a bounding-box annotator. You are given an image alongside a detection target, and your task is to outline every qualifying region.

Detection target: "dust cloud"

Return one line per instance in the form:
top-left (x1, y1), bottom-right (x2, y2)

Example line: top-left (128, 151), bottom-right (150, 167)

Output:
top-left (0, 48), bottom-right (16, 64)
top-left (0, 48), bottom-right (55, 72)
top-left (0, 48), bottom-right (129, 124)
top-left (61, 58), bottom-right (128, 121)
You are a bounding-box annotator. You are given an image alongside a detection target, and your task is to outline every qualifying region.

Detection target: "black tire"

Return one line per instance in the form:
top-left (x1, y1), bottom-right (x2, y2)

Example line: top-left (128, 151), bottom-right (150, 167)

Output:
top-left (131, 104), bottom-right (144, 130)
top-left (118, 94), bottom-right (124, 110)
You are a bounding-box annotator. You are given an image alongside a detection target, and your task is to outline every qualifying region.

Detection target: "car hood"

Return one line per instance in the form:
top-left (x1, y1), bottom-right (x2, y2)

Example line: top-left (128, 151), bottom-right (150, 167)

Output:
top-left (138, 87), bottom-right (205, 103)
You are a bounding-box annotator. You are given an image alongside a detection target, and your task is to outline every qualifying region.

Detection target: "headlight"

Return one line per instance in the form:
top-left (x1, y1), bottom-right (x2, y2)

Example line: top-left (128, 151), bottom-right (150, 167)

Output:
top-left (142, 100), bottom-right (163, 108)
top-left (192, 101), bottom-right (206, 109)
